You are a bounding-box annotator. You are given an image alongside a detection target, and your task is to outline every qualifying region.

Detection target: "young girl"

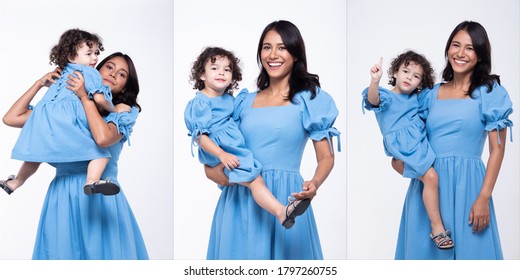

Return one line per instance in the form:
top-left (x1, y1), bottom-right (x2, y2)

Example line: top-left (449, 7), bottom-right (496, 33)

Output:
top-left (184, 47), bottom-right (310, 229)
top-left (362, 50), bottom-right (454, 249)
top-left (0, 29), bottom-right (129, 196)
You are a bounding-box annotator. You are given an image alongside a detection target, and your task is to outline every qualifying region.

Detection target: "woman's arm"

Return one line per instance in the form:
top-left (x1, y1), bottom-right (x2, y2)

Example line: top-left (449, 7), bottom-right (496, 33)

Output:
top-left (469, 128), bottom-right (507, 232)
top-left (3, 68), bottom-right (61, 127)
top-left (67, 71), bottom-right (122, 148)
top-left (292, 138), bottom-right (335, 200)
top-left (204, 163), bottom-right (230, 186)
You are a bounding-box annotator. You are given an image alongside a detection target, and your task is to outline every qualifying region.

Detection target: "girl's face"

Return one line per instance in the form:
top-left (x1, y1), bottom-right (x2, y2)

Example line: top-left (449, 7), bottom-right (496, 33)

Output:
top-left (392, 62), bottom-right (423, 94)
top-left (98, 56), bottom-right (129, 94)
top-left (70, 42), bottom-right (98, 68)
top-left (200, 56), bottom-right (232, 96)
top-left (447, 29), bottom-right (478, 76)
top-left (260, 30), bottom-right (295, 82)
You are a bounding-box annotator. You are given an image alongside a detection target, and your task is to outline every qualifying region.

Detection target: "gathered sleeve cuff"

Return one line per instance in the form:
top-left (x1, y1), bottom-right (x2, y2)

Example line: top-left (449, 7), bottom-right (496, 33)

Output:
top-left (300, 87), bottom-right (341, 153)
top-left (479, 83), bottom-right (514, 144)
top-left (105, 106), bottom-right (139, 145)
top-left (361, 86), bottom-right (390, 114)
top-left (184, 97), bottom-right (213, 156)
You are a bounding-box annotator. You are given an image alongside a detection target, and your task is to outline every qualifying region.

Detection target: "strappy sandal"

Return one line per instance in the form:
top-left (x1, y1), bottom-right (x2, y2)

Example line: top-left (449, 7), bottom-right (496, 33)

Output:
top-left (0, 175), bottom-right (15, 195)
top-left (430, 230), bottom-right (454, 250)
top-left (282, 198), bottom-right (311, 229)
top-left (83, 178), bottom-right (120, 196)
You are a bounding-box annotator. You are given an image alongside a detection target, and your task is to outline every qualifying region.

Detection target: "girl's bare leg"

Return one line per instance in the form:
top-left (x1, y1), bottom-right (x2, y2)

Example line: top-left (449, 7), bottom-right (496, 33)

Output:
top-left (5, 161), bottom-right (41, 191)
top-left (242, 176), bottom-right (286, 224)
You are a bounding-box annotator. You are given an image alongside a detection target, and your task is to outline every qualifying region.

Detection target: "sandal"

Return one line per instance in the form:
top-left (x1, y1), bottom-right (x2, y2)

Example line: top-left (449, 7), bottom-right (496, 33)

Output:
top-left (430, 230), bottom-right (454, 250)
top-left (282, 198), bottom-right (311, 229)
top-left (84, 178), bottom-right (120, 196)
top-left (0, 175), bottom-right (15, 195)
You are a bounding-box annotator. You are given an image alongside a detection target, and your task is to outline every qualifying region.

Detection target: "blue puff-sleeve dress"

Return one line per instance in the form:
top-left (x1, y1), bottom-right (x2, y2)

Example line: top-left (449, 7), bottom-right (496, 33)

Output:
top-left (395, 83), bottom-right (513, 259)
top-left (32, 107), bottom-right (148, 259)
top-left (206, 88), bottom-right (340, 260)
top-left (184, 92), bottom-right (262, 183)
top-left (362, 87), bottom-right (435, 178)
top-left (11, 63), bottom-right (112, 163)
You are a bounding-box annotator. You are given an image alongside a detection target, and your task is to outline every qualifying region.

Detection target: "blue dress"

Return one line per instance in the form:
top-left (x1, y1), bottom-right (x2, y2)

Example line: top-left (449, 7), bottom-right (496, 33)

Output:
top-left (395, 83), bottom-right (513, 259)
top-left (32, 107), bottom-right (149, 259)
top-left (11, 63), bottom-right (112, 163)
top-left (206, 88), bottom-right (340, 260)
top-left (362, 87), bottom-right (435, 178)
top-left (184, 92), bottom-right (261, 183)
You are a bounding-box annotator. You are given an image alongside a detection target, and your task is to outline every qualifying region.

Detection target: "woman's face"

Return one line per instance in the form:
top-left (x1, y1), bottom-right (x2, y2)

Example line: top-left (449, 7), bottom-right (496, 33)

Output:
top-left (447, 29), bottom-right (478, 76)
top-left (260, 30), bottom-right (295, 82)
top-left (98, 56), bottom-right (129, 94)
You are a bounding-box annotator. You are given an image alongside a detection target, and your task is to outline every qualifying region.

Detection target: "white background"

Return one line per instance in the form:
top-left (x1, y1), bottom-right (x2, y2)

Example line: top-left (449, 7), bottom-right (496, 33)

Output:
top-left (0, 0), bottom-right (173, 259)
top-left (173, 0), bottom-right (347, 260)
top-left (347, 0), bottom-right (520, 259)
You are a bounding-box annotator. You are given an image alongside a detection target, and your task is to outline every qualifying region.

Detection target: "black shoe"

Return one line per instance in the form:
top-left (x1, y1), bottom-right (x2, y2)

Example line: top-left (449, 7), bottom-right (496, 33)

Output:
top-left (84, 178), bottom-right (120, 196)
top-left (0, 175), bottom-right (15, 195)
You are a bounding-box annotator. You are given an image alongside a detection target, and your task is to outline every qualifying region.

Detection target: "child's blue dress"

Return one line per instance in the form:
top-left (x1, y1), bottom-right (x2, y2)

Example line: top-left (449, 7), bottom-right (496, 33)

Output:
top-left (395, 83), bottom-right (513, 259)
top-left (206, 88), bottom-right (340, 259)
top-left (32, 107), bottom-right (148, 259)
top-left (184, 92), bottom-right (262, 184)
top-left (362, 87), bottom-right (435, 178)
top-left (11, 63), bottom-right (112, 163)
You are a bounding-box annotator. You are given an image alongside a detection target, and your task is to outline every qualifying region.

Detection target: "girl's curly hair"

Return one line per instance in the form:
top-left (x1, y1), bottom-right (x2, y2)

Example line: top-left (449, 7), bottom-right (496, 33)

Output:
top-left (190, 47), bottom-right (242, 95)
top-left (49, 28), bottom-right (104, 69)
top-left (388, 50), bottom-right (435, 93)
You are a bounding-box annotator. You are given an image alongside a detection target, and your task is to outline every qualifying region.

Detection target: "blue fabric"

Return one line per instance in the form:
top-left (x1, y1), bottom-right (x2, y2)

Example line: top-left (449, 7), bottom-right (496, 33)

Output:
top-left (32, 107), bottom-right (148, 259)
top-left (206, 87), bottom-right (340, 260)
top-left (395, 83), bottom-right (512, 259)
top-left (362, 87), bottom-right (435, 178)
top-left (184, 92), bottom-right (262, 184)
top-left (11, 63), bottom-right (112, 163)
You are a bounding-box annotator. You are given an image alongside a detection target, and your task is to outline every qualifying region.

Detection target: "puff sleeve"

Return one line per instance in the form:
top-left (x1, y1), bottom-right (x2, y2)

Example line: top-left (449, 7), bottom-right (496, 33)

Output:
top-left (79, 65), bottom-right (113, 104)
top-left (361, 86), bottom-right (391, 114)
top-left (478, 83), bottom-right (514, 143)
top-left (299, 87), bottom-right (341, 152)
top-left (105, 106), bottom-right (139, 145)
top-left (232, 88), bottom-right (250, 125)
top-left (184, 96), bottom-right (213, 156)
top-left (417, 86), bottom-right (434, 122)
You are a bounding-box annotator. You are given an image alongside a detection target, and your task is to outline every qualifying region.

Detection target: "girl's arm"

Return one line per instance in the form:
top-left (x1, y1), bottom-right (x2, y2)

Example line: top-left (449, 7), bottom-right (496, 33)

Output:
top-left (367, 57), bottom-right (383, 106)
top-left (469, 128), bottom-right (507, 232)
top-left (67, 71), bottom-right (122, 148)
top-left (292, 138), bottom-right (335, 200)
top-left (198, 134), bottom-right (239, 171)
top-left (3, 68), bottom-right (61, 128)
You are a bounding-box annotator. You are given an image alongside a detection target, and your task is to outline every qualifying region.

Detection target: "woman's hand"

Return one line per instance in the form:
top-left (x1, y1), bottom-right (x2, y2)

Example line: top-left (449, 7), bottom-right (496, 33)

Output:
top-left (66, 71), bottom-right (88, 100)
top-left (469, 196), bottom-right (491, 232)
top-left (204, 163), bottom-right (230, 186)
top-left (39, 68), bottom-right (61, 87)
top-left (292, 180), bottom-right (318, 200)
top-left (391, 158), bottom-right (404, 175)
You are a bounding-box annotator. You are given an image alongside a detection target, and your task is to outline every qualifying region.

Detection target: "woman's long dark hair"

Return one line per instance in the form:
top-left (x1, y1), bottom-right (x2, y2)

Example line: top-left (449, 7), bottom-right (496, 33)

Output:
top-left (97, 52), bottom-right (141, 112)
top-left (256, 20), bottom-right (320, 101)
top-left (442, 21), bottom-right (500, 96)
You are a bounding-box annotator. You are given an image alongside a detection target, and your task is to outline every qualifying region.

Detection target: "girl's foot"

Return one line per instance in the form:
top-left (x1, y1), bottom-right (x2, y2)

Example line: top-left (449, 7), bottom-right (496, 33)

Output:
top-left (0, 175), bottom-right (16, 195)
top-left (281, 198), bottom-right (311, 229)
top-left (430, 230), bottom-right (454, 249)
top-left (84, 178), bottom-right (120, 196)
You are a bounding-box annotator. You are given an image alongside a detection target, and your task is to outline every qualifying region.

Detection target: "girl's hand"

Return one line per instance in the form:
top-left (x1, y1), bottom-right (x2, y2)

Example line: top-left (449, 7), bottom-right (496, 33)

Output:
top-left (114, 103), bottom-right (132, 113)
top-left (218, 152), bottom-right (239, 171)
top-left (204, 163), bottom-right (230, 186)
top-left (292, 180), bottom-right (318, 200)
top-left (469, 195), bottom-right (491, 232)
top-left (39, 68), bottom-right (61, 87)
top-left (370, 57), bottom-right (383, 83)
top-left (66, 71), bottom-right (88, 100)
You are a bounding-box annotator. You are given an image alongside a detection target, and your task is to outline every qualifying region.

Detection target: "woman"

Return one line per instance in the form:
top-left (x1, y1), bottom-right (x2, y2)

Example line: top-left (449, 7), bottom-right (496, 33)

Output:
top-left (393, 21), bottom-right (512, 259)
top-left (3, 52), bottom-right (148, 259)
top-left (204, 20), bottom-right (340, 259)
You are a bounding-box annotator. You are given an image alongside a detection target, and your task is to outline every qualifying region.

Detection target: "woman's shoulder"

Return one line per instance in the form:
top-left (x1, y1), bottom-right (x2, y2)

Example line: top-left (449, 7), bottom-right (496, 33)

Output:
top-left (295, 86), bottom-right (335, 103)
